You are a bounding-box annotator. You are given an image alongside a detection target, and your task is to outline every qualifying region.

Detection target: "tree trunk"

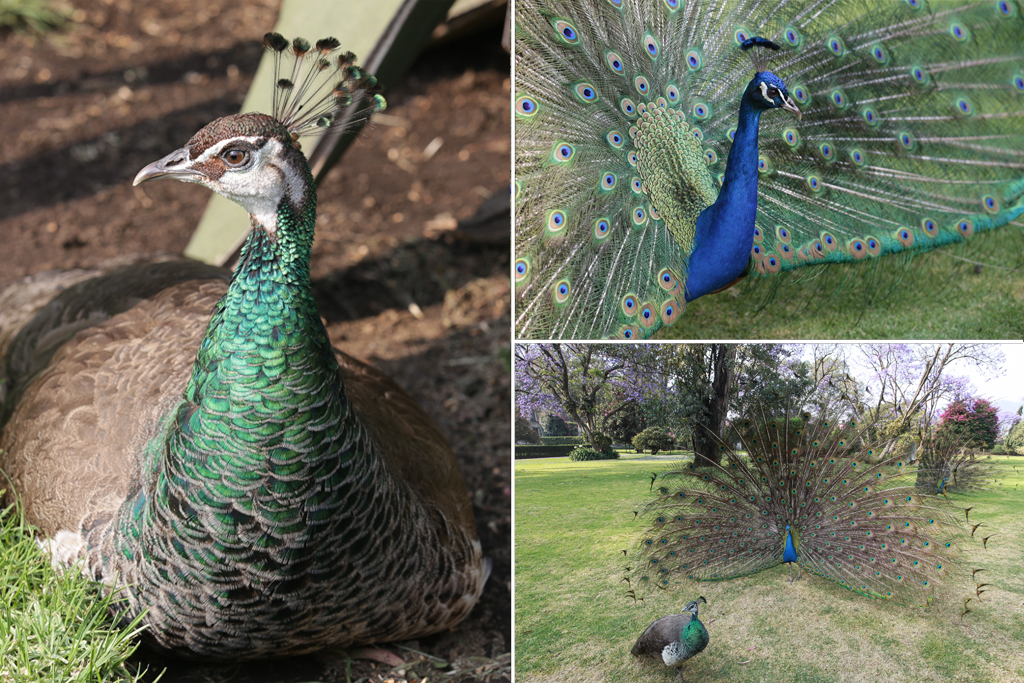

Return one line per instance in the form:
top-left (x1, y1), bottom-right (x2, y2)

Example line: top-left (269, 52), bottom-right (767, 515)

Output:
top-left (693, 345), bottom-right (736, 467)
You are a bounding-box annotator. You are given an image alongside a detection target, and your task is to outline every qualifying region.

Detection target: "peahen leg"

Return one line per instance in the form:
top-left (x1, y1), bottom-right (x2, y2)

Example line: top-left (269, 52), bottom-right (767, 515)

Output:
top-left (677, 666), bottom-right (686, 683)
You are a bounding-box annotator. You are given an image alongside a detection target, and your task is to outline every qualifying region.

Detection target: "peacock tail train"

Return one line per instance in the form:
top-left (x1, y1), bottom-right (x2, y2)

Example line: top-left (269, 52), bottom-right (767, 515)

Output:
top-left (514, 0), bottom-right (1024, 339)
top-left (629, 403), bottom-right (977, 604)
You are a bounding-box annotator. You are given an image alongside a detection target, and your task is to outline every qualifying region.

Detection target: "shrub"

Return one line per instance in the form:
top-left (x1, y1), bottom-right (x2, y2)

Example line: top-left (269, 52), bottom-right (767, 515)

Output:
top-left (568, 445), bottom-right (619, 461)
top-left (990, 443), bottom-right (1007, 455)
top-left (515, 413), bottom-right (541, 444)
top-left (632, 426), bottom-right (674, 455)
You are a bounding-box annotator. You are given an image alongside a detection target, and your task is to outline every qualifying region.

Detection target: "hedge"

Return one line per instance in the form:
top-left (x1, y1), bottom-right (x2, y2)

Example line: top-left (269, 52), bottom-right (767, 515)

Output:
top-left (515, 445), bottom-right (577, 459)
top-left (540, 436), bottom-right (585, 446)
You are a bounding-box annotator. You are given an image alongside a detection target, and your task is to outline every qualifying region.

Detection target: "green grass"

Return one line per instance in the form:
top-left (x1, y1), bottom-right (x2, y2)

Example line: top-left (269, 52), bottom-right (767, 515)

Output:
top-left (0, 491), bottom-right (156, 683)
top-left (659, 229), bottom-right (1024, 339)
top-left (514, 454), bottom-right (1024, 683)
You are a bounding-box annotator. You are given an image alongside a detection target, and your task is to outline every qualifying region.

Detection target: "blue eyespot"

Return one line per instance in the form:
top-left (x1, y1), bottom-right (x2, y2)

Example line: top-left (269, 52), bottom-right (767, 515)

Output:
top-left (606, 51), bottom-right (625, 75)
top-left (553, 19), bottom-right (579, 44)
top-left (574, 82), bottom-right (598, 103)
top-left (515, 96), bottom-right (538, 117)
top-left (686, 50), bottom-right (702, 70)
top-left (644, 33), bottom-right (660, 58)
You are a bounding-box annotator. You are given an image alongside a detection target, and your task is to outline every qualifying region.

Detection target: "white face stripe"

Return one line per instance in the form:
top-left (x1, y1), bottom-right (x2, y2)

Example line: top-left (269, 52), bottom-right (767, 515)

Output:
top-left (191, 135), bottom-right (264, 164)
top-left (759, 81), bottom-right (770, 101)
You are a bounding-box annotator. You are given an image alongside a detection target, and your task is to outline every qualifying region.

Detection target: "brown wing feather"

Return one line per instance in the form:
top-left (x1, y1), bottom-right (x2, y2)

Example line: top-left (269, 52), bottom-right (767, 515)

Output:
top-left (0, 261), bottom-right (475, 545)
top-left (631, 613), bottom-right (691, 656)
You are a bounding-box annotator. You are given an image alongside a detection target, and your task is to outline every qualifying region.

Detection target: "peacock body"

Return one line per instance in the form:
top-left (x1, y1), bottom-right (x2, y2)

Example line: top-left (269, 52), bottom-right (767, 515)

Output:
top-left (0, 35), bottom-right (487, 659)
top-left (631, 405), bottom-right (971, 603)
top-left (514, 0), bottom-right (1024, 339)
top-left (632, 596), bottom-right (709, 682)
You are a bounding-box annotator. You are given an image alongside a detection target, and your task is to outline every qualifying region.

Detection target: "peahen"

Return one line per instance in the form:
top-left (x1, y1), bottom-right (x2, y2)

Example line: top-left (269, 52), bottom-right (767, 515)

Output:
top-left (631, 404), bottom-right (973, 603)
top-left (631, 596), bottom-right (709, 682)
top-left (0, 34), bottom-right (488, 659)
top-left (514, 0), bottom-right (1024, 339)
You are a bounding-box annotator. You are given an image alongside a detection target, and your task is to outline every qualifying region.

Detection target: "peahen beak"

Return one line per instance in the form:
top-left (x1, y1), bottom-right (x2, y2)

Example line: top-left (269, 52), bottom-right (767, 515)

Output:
top-left (780, 95), bottom-right (801, 120)
top-left (133, 147), bottom-right (203, 186)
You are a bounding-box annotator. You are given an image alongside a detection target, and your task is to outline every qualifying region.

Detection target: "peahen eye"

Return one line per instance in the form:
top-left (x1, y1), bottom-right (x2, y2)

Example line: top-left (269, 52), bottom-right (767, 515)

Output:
top-left (224, 149), bottom-right (249, 166)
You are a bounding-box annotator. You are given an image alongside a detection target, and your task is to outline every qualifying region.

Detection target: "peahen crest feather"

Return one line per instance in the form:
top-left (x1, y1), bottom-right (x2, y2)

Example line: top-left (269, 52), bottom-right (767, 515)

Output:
top-left (514, 0), bottom-right (1024, 339)
top-left (630, 402), bottom-right (977, 604)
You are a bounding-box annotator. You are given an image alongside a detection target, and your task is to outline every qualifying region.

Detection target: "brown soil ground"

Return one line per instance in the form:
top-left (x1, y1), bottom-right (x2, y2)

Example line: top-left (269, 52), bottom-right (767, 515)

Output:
top-left (0, 1), bottom-right (511, 681)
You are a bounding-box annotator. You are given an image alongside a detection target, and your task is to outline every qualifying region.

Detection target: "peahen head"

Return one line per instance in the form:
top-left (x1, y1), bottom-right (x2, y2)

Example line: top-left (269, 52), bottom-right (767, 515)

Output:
top-left (684, 596), bottom-right (707, 616)
top-left (133, 113), bottom-right (310, 234)
top-left (133, 33), bottom-right (385, 236)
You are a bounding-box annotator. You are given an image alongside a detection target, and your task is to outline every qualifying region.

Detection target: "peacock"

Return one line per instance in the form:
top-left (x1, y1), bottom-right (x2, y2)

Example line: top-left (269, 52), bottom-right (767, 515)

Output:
top-left (631, 596), bottom-right (710, 682)
top-left (0, 34), bottom-right (488, 659)
top-left (630, 404), bottom-right (976, 604)
top-left (514, 0), bottom-right (1024, 339)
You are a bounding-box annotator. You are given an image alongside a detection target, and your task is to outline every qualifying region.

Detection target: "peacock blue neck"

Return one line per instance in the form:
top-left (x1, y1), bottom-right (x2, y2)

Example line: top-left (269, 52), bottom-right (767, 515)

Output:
top-left (686, 80), bottom-right (763, 300)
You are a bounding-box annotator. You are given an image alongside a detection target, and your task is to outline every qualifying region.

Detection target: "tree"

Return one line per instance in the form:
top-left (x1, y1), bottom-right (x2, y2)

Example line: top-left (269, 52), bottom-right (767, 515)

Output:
top-left (938, 399), bottom-right (1000, 449)
top-left (602, 401), bottom-right (647, 445)
top-left (515, 344), bottom-right (659, 448)
top-left (1007, 416), bottom-right (1024, 455)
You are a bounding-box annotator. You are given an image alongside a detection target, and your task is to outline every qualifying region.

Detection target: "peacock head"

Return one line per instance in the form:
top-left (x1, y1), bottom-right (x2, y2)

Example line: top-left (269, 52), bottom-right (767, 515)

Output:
top-left (739, 37), bottom-right (800, 119)
top-left (133, 113), bottom-right (311, 234)
top-left (746, 71), bottom-right (801, 119)
top-left (684, 596), bottom-right (707, 615)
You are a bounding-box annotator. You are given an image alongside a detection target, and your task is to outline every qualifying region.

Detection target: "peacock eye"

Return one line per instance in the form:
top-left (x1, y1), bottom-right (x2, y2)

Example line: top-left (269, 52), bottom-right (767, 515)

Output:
top-left (766, 87), bottom-right (779, 100)
top-left (223, 149), bottom-right (249, 166)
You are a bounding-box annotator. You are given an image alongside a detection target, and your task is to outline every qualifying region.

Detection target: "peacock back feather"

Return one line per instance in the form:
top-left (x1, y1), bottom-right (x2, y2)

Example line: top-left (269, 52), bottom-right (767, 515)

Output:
top-left (514, 0), bottom-right (1024, 339)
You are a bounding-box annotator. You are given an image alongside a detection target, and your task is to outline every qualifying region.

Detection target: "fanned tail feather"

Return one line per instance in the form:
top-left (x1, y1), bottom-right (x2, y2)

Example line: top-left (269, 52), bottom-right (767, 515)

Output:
top-left (631, 402), bottom-right (971, 604)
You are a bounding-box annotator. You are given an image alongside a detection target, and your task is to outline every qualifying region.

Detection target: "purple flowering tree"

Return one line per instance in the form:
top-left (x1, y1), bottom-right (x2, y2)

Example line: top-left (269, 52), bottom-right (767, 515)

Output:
top-left (514, 344), bottom-right (664, 449)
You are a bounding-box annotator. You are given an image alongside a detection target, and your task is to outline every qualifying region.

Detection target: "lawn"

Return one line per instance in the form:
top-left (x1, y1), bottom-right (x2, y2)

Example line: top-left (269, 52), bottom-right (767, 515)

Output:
top-left (514, 453), bottom-right (1024, 683)
top-left (0, 491), bottom-right (150, 683)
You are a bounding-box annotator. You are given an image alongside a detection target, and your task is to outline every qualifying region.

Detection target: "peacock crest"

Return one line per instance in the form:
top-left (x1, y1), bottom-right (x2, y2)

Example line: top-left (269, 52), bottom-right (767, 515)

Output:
top-left (514, 0), bottom-right (1024, 339)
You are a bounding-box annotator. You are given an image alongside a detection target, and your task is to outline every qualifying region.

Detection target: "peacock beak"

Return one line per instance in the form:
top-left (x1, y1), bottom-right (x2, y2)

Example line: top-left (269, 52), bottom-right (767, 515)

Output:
top-left (133, 147), bottom-right (204, 186)
top-left (780, 95), bottom-right (801, 120)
